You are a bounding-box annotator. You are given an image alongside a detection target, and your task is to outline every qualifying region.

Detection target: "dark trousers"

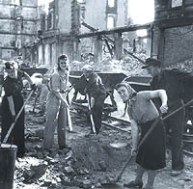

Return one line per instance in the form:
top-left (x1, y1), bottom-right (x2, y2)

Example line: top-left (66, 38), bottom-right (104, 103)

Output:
top-left (92, 94), bottom-right (106, 134)
top-left (1, 95), bottom-right (25, 157)
top-left (164, 101), bottom-right (185, 171)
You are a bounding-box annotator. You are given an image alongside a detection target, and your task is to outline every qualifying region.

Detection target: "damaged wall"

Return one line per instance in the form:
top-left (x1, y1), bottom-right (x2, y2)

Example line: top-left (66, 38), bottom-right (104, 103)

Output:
top-left (163, 26), bottom-right (193, 72)
top-left (0, 0), bottom-right (40, 61)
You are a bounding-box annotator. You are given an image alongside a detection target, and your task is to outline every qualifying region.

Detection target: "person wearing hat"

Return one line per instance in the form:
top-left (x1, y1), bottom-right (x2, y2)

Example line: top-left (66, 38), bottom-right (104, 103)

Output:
top-left (116, 82), bottom-right (168, 189)
top-left (43, 54), bottom-right (70, 151)
top-left (0, 61), bottom-right (34, 158)
top-left (142, 57), bottom-right (186, 176)
top-left (82, 65), bottom-right (106, 135)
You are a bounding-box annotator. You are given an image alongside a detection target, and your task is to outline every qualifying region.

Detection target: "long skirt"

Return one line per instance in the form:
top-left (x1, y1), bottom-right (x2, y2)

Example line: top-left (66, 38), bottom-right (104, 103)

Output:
top-left (136, 119), bottom-right (166, 170)
top-left (1, 94), bottom-right (25, 157)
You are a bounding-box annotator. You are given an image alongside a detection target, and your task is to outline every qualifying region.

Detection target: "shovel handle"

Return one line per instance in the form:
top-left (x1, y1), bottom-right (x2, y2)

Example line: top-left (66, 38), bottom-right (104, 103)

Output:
top-left (163, 98), bottom-right (193, 121)
top-left (87, 95), bottom-right (96, 134)
top-left (114, 155), bottom-right (134, 182)
top-left (67, 107), bottom-right (73, 131)
top-left (113, 98), bottom-right (193, 183)
top-left (2, 90), bottom-right (34, 144)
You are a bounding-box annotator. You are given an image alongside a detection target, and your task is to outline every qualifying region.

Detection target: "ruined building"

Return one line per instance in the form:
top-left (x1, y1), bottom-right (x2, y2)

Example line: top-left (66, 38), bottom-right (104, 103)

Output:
top-left (37, 0), bottom-right (79, 67)
top-left (152, 0), bottom-right (193, 71)
top-left (37, 0), bottom-right (129, 68)
top-left (0, 0), bottom-right (41, 64)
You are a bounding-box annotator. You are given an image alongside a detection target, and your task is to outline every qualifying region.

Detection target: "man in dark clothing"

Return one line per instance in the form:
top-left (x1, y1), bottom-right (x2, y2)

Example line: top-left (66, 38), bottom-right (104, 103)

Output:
top-left (142, 58), bottom-right (186, 176)
top-left (82, 65), bottom-right (106, 135)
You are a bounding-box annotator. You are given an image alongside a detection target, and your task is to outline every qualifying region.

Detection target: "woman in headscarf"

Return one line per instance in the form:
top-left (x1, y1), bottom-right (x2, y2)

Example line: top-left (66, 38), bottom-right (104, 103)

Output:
top-left (1, 61), bottom-right (34, 157)
top-left (43, 54), bottom-right (70, 151)
top-left (116, 82), bottom-right (168, 189)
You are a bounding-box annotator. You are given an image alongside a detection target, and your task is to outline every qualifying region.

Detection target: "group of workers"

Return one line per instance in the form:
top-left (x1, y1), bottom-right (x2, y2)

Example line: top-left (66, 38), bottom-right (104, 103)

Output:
top-left (0, 54), bottom-right (191, 189)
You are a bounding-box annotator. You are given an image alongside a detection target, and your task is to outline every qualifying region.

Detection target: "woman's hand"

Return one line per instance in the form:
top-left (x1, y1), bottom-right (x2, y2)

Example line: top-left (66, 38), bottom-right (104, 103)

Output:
top-left (131, 147), bottom-right (137, 156)
top-left (160, 104), bottom-right (168, 114)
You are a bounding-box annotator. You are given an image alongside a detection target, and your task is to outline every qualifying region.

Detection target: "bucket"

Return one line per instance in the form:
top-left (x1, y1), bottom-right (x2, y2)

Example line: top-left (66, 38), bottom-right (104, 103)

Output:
top-left (0, 144), bottom-right (17, 189)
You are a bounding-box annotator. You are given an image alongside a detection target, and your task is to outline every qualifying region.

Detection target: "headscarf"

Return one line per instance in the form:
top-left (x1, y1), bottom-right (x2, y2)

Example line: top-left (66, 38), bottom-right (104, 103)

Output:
top-left (115, 81), bottom-right (137, 101)
top-left (116, 82), bottom-right (137, 120)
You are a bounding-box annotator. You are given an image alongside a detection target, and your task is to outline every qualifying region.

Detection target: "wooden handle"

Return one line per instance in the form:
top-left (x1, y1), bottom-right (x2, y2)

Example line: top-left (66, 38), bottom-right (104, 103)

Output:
top-left (2, 90), bottom-right (34, 144)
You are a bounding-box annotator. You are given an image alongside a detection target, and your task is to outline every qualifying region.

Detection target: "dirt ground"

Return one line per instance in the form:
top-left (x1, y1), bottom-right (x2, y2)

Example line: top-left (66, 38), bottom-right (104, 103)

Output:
top-left (0, 90), bottom-right (188, 189)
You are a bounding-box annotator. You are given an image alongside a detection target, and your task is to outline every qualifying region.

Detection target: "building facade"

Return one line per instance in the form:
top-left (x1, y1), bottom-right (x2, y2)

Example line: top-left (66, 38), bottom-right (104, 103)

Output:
top-left (0, 0), bottom-right (40, 65)
top-left (37, 0), bottom-right (129, 69)
top-left (152, 0), bottom-right (193, 71)
top-left (37, 0), bottom-right (79, 68)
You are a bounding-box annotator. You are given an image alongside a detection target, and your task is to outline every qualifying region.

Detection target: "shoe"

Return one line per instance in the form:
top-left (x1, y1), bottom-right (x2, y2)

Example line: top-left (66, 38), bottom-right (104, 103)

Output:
top-left (123, 180), bottom-right (143, 188)
top-left (170, 169), bottom-right (183, 176)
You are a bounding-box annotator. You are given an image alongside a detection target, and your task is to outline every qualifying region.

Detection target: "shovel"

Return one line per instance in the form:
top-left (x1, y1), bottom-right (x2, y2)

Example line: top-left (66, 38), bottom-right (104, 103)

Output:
top-left (103, 98), bottom-right (193, 186)
top-left (2, 89), bottom-right (34, 144)
top-left (87, 95), bottom-right (96, 134)
top-left (67, 107), bottom-right (73, 132)
top-left (0, 89), bottom-right (35, 189)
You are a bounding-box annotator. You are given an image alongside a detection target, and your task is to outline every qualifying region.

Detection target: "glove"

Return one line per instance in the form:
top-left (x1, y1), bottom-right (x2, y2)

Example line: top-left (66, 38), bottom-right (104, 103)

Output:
top-left (31, 84), bottom-right (36, 91)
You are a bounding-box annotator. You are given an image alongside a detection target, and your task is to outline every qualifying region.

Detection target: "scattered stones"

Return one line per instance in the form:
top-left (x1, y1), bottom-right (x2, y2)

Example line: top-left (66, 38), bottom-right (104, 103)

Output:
top-left (41, 179), bottom-right (52, 187)
top-left (82, 179), bottom-right (92, 189)
top-left (64, 166), bottom-right (75, 174)
top-left (13, 100), bottom-right (193, 189)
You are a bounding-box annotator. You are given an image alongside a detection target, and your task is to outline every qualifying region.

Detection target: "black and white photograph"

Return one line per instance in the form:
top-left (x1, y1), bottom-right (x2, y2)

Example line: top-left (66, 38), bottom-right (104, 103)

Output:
top-left (0, 0), bottom-right (193, 189)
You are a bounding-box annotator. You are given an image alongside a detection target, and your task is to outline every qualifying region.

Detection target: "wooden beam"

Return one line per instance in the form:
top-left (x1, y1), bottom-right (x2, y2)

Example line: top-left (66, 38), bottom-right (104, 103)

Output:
top-left (80, 17), bottom-right (193, 37)
top-left (81, 21), bottom-right (145, 63)
top-left (0, 31), bottom-right (36, 36)
top-left (157, 17), bottom-right (193, 29)
top-left (78, 23), bottom-right (152, 38)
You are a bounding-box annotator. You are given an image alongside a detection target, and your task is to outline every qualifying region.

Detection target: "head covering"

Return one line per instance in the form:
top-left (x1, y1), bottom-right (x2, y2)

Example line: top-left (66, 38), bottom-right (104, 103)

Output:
top-left (115, 81), bottom-right (137, 100)
top-left (142, 58), bottom-right (161, 69)
top-left (5, 61), bottom-right (18, 70)
top-left (58, 54), bottom-right (68, 60)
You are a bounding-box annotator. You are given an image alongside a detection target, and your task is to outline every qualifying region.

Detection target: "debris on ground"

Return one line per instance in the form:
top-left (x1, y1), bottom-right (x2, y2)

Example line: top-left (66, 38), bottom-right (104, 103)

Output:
top-left (10, 99), bottom-right (193, 189)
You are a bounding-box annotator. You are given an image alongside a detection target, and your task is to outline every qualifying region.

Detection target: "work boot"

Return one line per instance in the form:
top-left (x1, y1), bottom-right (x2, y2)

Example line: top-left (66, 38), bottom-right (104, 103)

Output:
top-left (123, 180), bottom-right (143, 188)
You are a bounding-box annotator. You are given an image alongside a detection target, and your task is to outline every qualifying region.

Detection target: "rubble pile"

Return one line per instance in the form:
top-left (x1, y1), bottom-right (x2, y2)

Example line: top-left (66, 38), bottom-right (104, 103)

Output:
top-left (12, 92), bottom-right (193, 189)
top-left (14, 140), bottom-right (131, 189)
top-left (72, 138), bottom-right (130, 173)
top-left (13, 102), bottom-right (131, 189)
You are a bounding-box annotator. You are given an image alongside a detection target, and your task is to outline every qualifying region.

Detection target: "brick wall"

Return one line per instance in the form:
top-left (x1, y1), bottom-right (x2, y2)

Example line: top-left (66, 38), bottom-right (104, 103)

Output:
top-left (163, 25), bottom-right (193, 73)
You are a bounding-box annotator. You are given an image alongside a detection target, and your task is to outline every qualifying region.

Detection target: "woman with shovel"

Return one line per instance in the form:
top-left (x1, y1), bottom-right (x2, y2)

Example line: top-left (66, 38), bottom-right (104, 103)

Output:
top-left (116, 82), bottom-right (168, 189)
top-left (1, 61), bottom-right (34, 158)
top-left (43, 54), bottom-right (70, 151)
